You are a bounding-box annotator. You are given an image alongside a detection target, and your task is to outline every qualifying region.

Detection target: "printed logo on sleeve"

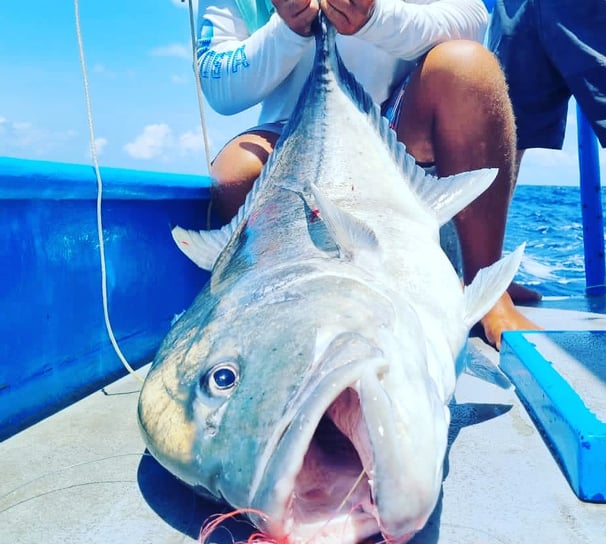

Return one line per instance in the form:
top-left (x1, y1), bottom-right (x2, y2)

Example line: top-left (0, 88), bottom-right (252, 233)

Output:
top-left (198, 19), bottom-right (214, 57)
top-left (197, 19), bottom-right (250, 79)
top-left (201, 47), bottom-right (249, 79)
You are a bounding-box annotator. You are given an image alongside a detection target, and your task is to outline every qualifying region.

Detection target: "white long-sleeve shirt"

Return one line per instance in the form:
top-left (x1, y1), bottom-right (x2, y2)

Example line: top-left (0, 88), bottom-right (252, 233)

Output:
top-left (197, 0), bottom-right (489, 125)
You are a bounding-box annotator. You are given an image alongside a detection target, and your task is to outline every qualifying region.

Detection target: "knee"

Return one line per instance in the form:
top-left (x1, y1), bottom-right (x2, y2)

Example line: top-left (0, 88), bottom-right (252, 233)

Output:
top-left (423, 40), bottom-right (507, 95)
top-left (211, 132), bottom-right (275, 189)
top-left (421, 40), bottom-right (514, 136)
top-left (210, 131), bottom-right (279, 221)
top-left (430, 39), bottom-right (490, 63)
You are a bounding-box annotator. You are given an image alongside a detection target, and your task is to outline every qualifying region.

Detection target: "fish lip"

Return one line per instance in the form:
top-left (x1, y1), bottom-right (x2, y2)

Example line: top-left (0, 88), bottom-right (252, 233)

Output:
top-left (248, 334), bottom-right (386, 539)
top-left (358, 367), bottom-right (440, 539)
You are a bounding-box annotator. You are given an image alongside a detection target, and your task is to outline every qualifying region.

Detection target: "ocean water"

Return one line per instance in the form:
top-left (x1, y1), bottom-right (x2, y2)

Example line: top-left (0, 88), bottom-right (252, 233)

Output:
top-left (504, 185), bottom-right (605, 297)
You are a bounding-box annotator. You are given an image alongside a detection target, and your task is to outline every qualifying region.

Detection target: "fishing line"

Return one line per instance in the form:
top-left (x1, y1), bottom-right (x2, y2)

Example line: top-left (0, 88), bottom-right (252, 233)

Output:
top-left (197, 470), bottom-right (371, 543)
top-left (74, 0), bottom-right (143, 384)
top-left (336, 468), bottom-right (368, 513)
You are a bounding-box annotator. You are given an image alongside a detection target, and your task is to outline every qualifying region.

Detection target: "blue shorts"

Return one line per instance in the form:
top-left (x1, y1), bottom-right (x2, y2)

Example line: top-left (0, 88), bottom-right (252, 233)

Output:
top-left (488, 0), bottom-right (606, 149)
top-left (381, 78), bottom-right (409, 131)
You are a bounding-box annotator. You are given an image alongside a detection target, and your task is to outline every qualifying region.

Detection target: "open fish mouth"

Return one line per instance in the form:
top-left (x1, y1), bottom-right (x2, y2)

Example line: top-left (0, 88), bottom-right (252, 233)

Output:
top-left (286, 385), bottom-right (380, 542)
top-left (248, 333), bottom-right (409, 543)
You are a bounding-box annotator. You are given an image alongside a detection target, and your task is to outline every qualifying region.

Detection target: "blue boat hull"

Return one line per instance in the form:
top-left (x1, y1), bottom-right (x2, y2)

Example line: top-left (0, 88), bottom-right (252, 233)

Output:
top-left (0, 157), bottom-right (213, 440)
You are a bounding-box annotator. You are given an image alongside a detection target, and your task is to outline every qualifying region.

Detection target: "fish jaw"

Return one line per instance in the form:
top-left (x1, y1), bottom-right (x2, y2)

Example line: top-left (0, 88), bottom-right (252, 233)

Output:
top-left (244, 329), bottom-right (385, 543)
top-left (359, 367), bottom-right (446, 540)
top-left (249, 325), bottom-right (449, 543)
top-left (347, 316), bottom-right (450, 540)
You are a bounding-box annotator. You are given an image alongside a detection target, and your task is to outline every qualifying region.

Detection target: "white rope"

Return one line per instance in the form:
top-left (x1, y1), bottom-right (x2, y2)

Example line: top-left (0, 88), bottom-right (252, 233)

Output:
top-left (185, 0), bottom-right (216, 229)
top-left (186, 0), bottom-right (213, 176)
top-left (74, 0), bottom-right (143, 383)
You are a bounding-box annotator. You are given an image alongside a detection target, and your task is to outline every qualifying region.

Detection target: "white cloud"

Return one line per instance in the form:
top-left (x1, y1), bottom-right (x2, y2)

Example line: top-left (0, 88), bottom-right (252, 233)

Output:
top-left (12, 121), bottom-right (33, 131)
top-left (91, 63), bottom-right (117, 78)
top-left (151, 43), bottom-right (191, 59)
top-left (123, 124), bottom-right (206, 161)
top-left (124, 123), bottom-right (174, 159)
top-left (88, 137), bottom-right (108, 158)
top-left (170, 74), bottom-right (190, 85)
top-left (524, 148), bottom-right (577, 167)
top-left (179, 129), bottom-right (204, 154)
top-left (95, 137), bottom-right (108, 154)
top-left (0, 115), bottom-right (77, 156)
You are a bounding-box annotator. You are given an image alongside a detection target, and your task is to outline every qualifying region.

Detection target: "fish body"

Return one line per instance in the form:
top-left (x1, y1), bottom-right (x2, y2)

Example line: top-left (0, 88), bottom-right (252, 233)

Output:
top-left (138, 16), bottom-right (522, 543)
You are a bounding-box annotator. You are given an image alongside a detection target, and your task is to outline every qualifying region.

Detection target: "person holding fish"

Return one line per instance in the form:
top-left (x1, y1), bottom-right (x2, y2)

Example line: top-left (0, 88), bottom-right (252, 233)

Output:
top-left (195, 0), bottom-right (538, 348)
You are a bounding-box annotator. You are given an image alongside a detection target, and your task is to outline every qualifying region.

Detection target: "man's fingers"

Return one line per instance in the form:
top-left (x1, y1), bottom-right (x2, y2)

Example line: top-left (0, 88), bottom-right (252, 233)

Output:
top-left (320, 0), bottom-right (374, 35)
top-left (272, 0), bottom-right (320, 36)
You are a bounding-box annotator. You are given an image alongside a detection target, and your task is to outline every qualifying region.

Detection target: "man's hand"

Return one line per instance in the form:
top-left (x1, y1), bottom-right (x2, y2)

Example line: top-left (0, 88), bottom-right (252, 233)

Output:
top-left (320, 0), bottom-right (374, 35)
top-left (271, 0), bottom-right (320, 36)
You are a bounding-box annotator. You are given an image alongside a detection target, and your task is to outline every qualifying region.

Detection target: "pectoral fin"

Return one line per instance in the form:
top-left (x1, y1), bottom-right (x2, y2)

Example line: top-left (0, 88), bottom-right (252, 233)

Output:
top-left (171, 224), bottom-right (233, 271)
top-left (310, 183), bottom-right (380, 262)
top-left (408, 167), bottom-right (499, 226)
top-left (463, 243), bottom-right (525, 329)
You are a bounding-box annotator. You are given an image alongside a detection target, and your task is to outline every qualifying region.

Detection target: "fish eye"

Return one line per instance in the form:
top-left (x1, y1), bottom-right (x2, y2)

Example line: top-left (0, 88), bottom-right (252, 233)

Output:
top-left (202, 362), bottom-right (240, 397)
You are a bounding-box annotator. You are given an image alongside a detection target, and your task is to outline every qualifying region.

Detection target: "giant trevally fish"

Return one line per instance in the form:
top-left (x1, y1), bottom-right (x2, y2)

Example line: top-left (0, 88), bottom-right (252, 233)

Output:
top-left (138, 14), bottom-right (523, 544)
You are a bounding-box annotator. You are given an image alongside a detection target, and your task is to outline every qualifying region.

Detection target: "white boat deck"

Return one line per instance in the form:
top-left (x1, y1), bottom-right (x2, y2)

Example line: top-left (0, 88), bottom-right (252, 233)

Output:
top-left (1, 303), bottom-right (605, 544)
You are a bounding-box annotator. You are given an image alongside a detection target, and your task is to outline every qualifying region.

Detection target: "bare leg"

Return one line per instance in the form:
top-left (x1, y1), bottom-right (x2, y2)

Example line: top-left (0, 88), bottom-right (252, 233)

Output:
top-left (396, 40), bottom-right (540, 349)
top-left (211, 130), bottom-right (280, 222)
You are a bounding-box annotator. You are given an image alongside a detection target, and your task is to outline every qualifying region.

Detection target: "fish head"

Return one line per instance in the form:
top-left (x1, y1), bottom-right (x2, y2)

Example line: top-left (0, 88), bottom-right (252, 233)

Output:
top-left (137, 276), bottom-right (336, 505)
top-left (138, 273), bottom-right (450, 543)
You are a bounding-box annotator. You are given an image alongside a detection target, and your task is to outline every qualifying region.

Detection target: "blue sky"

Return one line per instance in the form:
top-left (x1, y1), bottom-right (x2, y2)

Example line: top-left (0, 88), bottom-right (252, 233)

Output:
top-left (0, 0), bottom-right (604, 186)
